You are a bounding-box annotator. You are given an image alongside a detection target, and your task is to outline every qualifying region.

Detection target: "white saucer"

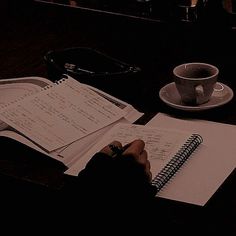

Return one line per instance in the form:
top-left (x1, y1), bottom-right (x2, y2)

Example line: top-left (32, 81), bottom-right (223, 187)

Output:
top-left (159, 82), bottom-right (234, 111)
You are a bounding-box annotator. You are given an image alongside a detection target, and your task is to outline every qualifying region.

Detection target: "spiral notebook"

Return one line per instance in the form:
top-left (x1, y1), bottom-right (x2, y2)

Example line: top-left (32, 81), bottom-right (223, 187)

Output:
top-left (0, 76), bottom-right (143, 170)
top-left (66, 123), bottom-right (203, 194)
top-left (0, 76), bottom-right (126, 152)
top-left (146, 112), bottom-right (236, 206)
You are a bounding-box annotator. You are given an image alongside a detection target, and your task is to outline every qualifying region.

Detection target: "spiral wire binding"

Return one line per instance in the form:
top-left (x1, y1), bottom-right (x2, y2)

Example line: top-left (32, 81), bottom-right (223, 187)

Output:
top-left (42, 74), bottom-right (68, 90)
top-left (151, 134), bottom-right (203, 193)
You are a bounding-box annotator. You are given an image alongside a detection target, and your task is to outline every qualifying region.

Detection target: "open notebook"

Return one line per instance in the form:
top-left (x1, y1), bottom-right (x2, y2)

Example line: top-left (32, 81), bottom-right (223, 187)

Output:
top-left (66, 122), bottom-right (202, 198)
top-left (0, 76), bottom-right (143, 168)
top-left (145, 113), bottom-right (236, 206)
top-left (66, 113), bottom-right (236, 206)
top-left (1, 76), bottom-right (234, 206)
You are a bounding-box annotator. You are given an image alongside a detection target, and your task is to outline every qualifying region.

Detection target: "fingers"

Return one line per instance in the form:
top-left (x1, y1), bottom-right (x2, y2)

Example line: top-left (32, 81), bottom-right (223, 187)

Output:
top-left (142, 155), bottom-right (152, 182)
top-left (100, 139), bottom-right (152, 181)
top-left (122, 139), bottom-right (145, 160)
top-left (124, 142), bottom-right (152, 181)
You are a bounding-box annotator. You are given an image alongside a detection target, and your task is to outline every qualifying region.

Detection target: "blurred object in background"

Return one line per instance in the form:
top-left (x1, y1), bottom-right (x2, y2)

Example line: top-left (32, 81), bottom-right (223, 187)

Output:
top-left (34, 0), bottom-right (210, 23)
top-left (136, 0), bottom-right (153, 17)
top-left (223, 0), bottom-right (236, 13)
top-left (222, 0), bottom-right (236, 29)
top-left (175, 0), bottom-right (209, 22)
top-left (44, 47), bottom-right (141, 84)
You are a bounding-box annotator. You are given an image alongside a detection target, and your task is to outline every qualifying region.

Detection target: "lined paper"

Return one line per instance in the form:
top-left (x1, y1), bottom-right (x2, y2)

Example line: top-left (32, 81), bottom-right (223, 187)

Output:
top-left (0, 77), bottom-right (126, 152)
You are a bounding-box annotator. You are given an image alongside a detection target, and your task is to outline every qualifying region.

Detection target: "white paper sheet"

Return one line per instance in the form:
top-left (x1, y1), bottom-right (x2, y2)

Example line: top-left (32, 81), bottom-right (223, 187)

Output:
top-left (65, 123), bottom-right (193, 178)
top-left (0, 76), bottom-right (143, 167)
top-left (0, 77), bottom-right (126, 151)
top-left (146, 113), bottom-right (236, 206)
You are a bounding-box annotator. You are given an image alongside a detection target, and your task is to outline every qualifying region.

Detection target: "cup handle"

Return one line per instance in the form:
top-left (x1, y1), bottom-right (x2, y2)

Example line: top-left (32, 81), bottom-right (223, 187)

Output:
top-left (195, 84), bottom-right (204, 104)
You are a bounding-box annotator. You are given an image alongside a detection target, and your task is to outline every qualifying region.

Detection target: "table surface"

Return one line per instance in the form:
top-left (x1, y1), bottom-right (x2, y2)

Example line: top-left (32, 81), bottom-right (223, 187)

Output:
top-left (0, 0), bottom-right (236, 233)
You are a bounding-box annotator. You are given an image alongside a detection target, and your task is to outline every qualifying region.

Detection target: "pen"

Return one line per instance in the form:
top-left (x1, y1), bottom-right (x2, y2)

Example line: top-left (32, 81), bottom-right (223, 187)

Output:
top-left (108, 143), bottom-right (130, 156)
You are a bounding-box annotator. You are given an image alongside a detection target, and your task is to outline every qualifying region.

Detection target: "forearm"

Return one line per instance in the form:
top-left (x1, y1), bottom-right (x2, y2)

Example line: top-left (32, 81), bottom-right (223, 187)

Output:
top-left (75, 152), bottom-right (157, 200)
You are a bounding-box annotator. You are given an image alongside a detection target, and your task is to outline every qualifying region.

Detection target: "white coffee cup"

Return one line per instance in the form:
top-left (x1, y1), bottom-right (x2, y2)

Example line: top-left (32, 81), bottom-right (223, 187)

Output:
top-left (173, 62), bottom-right (219, 105)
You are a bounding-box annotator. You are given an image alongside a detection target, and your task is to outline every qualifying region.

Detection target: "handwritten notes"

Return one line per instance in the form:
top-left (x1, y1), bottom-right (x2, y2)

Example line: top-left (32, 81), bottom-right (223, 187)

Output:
top-left (0, 77), bottom-right (126, 152)
top-left (66, 123), bottom-right (191, 176)
top-left (0, 82), bottom-right (43, 131)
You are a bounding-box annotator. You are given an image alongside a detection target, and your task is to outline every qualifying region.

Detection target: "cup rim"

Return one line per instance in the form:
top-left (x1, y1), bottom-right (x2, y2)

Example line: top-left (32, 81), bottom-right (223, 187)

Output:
top-left (173, 62), bottom-right (219, 80)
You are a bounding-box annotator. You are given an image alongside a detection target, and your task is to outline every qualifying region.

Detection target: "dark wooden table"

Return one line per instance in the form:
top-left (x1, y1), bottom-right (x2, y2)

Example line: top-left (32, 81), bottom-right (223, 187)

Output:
top-left (0, 0), bottom-right (236, 233)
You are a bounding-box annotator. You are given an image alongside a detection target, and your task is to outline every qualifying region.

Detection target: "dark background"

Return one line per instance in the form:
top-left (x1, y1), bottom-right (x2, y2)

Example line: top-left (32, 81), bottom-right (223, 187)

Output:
top-left (1, 0), bottom-right (236, 116)
top-left (0, 0), bottom-right (236, 233)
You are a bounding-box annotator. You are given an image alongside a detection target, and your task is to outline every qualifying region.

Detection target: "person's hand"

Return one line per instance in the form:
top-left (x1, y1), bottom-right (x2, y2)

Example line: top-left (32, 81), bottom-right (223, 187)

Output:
top-left (100, 139), bottom-right (152, 182)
